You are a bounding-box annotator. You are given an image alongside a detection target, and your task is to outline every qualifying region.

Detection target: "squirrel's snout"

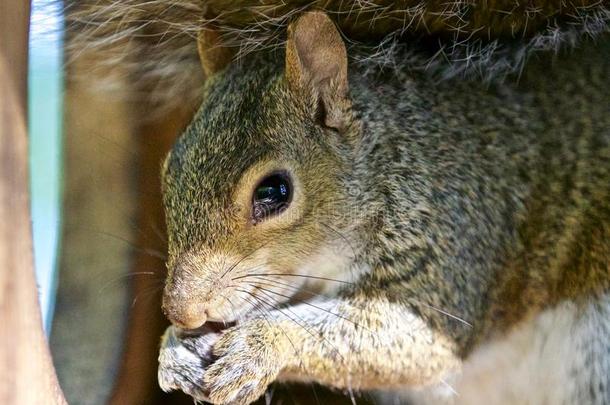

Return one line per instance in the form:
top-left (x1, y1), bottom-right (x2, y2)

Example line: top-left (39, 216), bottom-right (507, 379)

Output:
top-left (163, 300), bottom-right (208, 330)
top-left (163, 251), bottom-right (258, 328)
top-left (162, 288), bottom-right (208, 330)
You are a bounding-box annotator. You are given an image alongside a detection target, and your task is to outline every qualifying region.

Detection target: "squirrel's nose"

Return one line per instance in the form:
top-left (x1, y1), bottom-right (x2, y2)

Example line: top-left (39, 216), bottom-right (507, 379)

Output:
top-left (162, 290), bottom-right (208, 330)
top-left (167, 309), bottom-right (207, 330)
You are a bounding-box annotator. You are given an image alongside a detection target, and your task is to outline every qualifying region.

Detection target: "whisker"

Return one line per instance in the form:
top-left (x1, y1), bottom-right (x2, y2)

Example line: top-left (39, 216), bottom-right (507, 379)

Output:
top-left (249, 279), bottom-right (450, 336)
top-left (85, 228), bottom-right (168, 259)
top-left (310, 382), bottom-right (321, 405)
top-left (242, 275), bottom-right (470, 328)
top-left (253, 285), bottom-right (377, 336)
top-left (319, 221), bottom-right (357, 259)
top-left (440, 377), bottom-right (459, 396)
top-left (244, 278), bottom-right (379, 332)
top-left (148, 220), bottom-right (168, 244)
top-left (233, 272), bottom-right (354, 285)
top-left (97, 271), bottom-right (158, 293)
top-left (131, 284), bottom-right (164, 308)
top-left (220, 240), bottom-right (273, 280)
top-left (216, 290), bottom-right (238, 329)
top-left (241, 276), bottom-right (342, 301)
top-left (255, 288), bottom-right (347, 363)
top-left (408, 298), bottom-right (472, 328)
top-left (240, 278), bottom-right (352, 309)
top-left (348, 383), bottom-right (357, 405)
top-left (235, 289), bottom-right (306, 371)
top-left (227, 263), bottom-right (267, 283)
top-left (235, 289), bottom-right (268, 317)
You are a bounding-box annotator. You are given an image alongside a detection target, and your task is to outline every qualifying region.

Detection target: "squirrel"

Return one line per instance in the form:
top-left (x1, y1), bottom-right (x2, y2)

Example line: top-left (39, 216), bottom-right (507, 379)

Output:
top-left (155, 10), bottom-right (610, 405)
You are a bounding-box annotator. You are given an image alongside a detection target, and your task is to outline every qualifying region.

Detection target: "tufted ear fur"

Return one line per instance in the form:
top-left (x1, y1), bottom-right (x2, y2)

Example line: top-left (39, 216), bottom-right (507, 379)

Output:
top-left (285, 11), bottom-right (351, 132)
top-left (197, 27), bottom-right (236, 77)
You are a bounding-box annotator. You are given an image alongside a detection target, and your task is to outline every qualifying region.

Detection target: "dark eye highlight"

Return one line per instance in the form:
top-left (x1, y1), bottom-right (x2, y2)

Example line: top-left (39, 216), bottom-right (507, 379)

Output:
top-left (252, 171), bottom-right (292, 223)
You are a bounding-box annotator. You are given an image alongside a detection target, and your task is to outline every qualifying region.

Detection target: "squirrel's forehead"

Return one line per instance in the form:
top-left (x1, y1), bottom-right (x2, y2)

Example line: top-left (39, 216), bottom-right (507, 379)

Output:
top-left (163, 74), bottom-right (303, 193)
top-left (169, 108), bottom-right (297, 175)
top-left (165, 131), bottom-right (268, 200)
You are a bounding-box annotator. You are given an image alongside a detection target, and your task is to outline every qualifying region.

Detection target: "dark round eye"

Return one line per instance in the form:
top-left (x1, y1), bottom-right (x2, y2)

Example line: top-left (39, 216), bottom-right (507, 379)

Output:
top-left (252, 172), bottom-right (292, 222)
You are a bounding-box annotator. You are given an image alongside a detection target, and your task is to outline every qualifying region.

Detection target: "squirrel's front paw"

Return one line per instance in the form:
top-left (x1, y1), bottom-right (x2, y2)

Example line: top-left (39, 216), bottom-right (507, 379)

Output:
top-left (158, 325), bottom-right (221, 401)
top-left (203, 320), bottom-right (287, 405)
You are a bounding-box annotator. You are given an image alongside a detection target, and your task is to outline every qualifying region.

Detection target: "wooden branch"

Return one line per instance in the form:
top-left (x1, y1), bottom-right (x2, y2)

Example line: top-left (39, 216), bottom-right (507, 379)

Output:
top-left (0, 1), bottom-right (66, 403)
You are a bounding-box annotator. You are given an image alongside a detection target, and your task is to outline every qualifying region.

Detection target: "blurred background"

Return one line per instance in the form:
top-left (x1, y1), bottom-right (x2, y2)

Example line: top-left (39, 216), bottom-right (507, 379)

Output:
top-left (29, 0), bottom-right (62, 334)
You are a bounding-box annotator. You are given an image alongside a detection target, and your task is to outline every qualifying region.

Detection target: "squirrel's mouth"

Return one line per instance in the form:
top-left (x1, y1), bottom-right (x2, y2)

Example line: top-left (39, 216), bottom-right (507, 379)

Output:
top-left (179, 320), bottom-right (236, 337)
top-left (205, 320), bottom-right (236, 333)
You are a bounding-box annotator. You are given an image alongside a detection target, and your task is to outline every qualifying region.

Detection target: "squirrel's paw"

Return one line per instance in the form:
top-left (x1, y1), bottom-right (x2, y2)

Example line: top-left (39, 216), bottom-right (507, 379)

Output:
top-left (157, 325), bottom-right (221, 401)
top-left (203, 320), bottom-right (286, 405)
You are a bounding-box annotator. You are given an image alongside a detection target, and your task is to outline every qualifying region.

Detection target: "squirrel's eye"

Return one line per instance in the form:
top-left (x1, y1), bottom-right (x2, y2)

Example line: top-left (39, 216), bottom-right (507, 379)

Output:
top-left (252, 172), bottom-right (292, 222)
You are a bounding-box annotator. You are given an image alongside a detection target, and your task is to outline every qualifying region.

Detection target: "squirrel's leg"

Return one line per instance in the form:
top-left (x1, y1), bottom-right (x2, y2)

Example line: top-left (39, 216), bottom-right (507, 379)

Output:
top-left (202, 297), bottom-right (461, 404)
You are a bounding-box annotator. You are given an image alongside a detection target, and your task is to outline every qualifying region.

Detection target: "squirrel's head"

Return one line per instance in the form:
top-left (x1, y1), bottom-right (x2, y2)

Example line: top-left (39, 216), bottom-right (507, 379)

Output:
top-left (161, 12), bottom-right (360, 329)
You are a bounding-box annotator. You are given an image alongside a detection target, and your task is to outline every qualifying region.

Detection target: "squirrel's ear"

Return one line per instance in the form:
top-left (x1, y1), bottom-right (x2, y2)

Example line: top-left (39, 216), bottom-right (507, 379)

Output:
top-left (197, 27), bottom-right (236, 77)
top-left (285, 12), bottom-right (350, 132)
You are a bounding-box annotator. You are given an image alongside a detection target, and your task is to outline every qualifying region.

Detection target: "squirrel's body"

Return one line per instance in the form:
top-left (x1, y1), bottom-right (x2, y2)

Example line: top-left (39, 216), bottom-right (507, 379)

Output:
top-left (350, 38), bottom-right (610, 348)
top-left (157, 12), bottom-right (609, 404)
top-left (351, 40), bottom-right (610, 403)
